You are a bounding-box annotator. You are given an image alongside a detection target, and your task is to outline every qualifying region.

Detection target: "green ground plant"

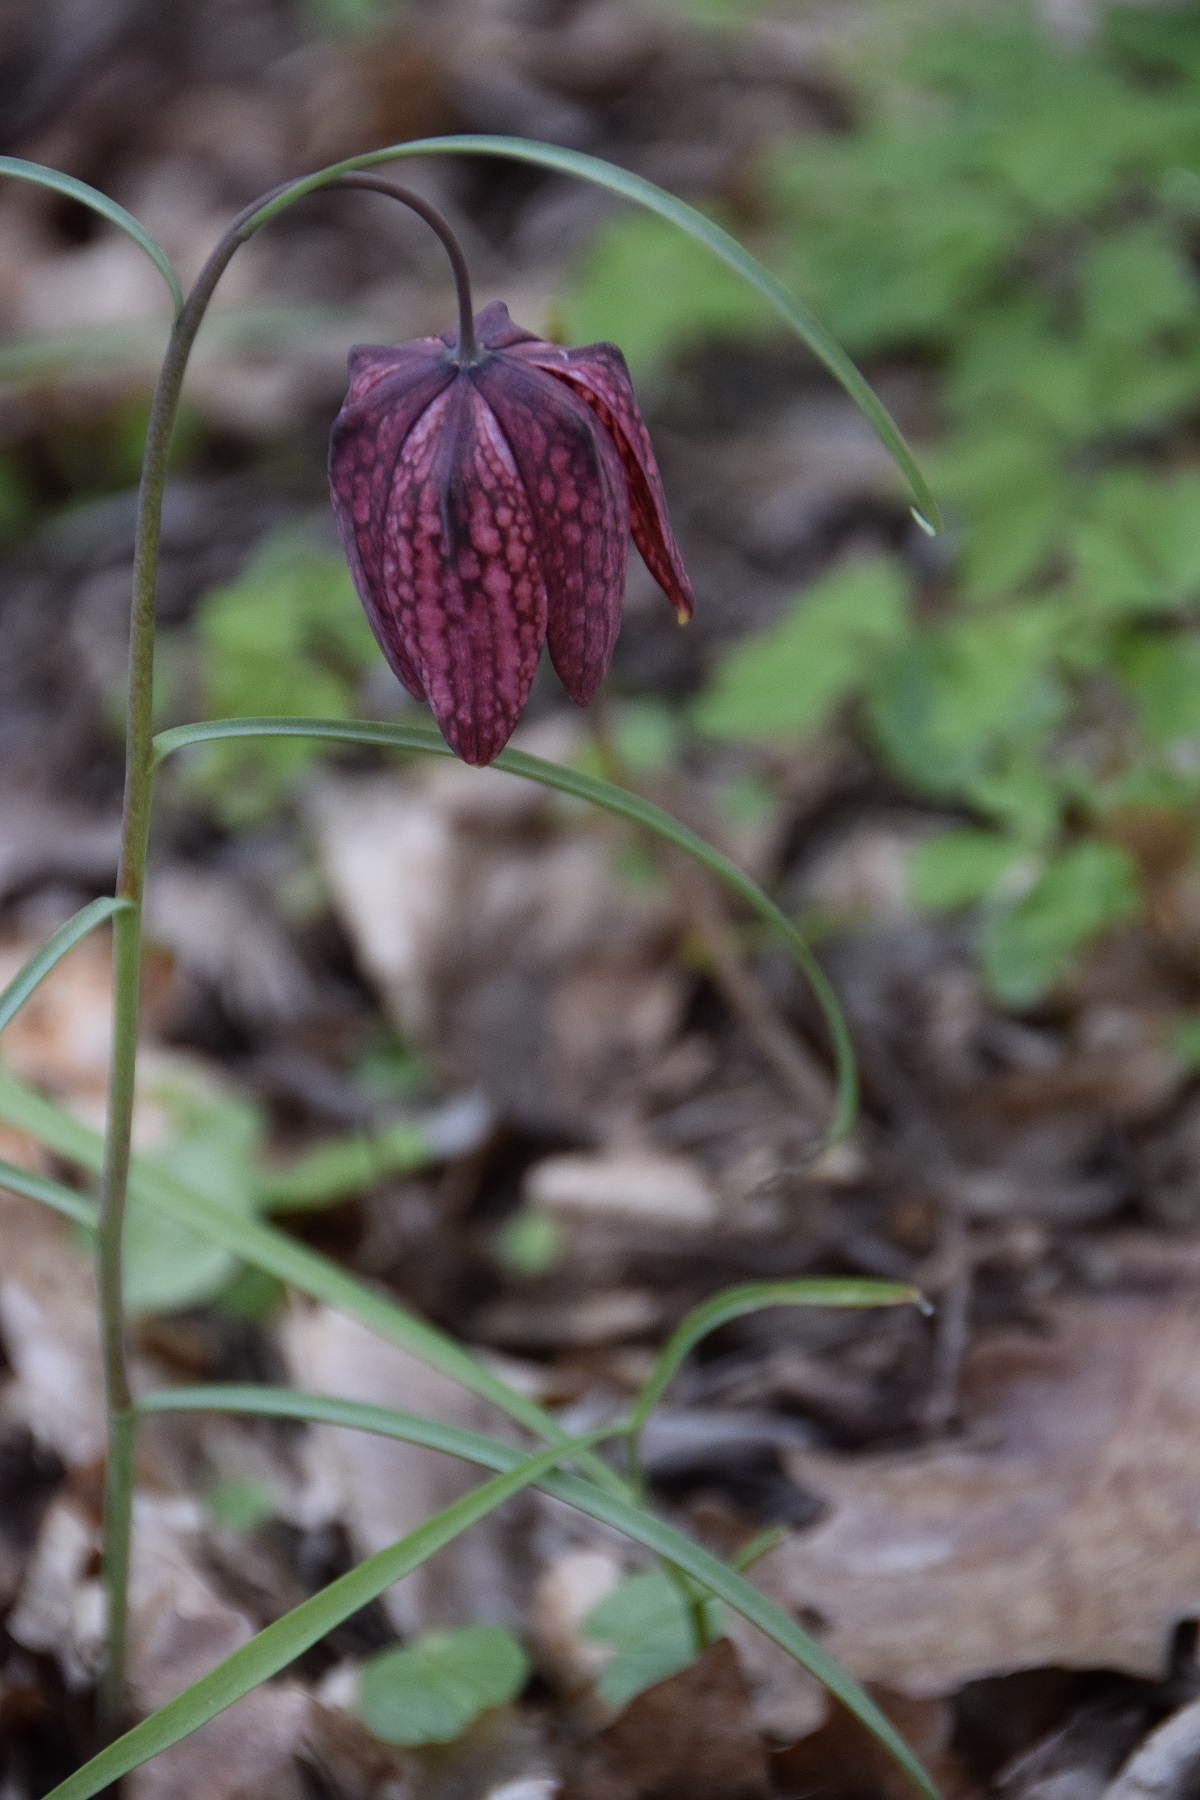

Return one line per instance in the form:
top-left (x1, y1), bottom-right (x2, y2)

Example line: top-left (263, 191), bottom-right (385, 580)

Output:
top-left (0, 138), bottom-right (938, 1797)
top-left (571, 2), bottom-right (1200, 1006)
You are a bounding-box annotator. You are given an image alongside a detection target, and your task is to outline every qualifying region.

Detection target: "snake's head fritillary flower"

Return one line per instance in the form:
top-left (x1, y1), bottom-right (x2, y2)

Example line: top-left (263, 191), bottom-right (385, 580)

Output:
top-left (329, 301), bottom-right (693, 765)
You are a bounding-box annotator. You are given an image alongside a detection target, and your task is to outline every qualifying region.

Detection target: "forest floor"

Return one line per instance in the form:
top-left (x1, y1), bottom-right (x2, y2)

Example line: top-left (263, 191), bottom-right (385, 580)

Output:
top-left (3, 2), bottom-right (1200, 1797)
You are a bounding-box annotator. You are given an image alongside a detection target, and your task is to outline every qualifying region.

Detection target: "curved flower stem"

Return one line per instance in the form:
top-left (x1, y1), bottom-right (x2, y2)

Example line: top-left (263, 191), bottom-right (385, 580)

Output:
top-left (95, 170), bottom-right (482, 1741)
top-left (334, 174), bottom-right (478, 362)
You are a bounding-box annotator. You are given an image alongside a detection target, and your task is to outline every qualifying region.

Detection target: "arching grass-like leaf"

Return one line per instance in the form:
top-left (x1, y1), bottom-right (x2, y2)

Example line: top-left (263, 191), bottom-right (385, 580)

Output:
top-left (0, 157), bottom-right (183, 317)
top-left (0, 1157), bottom-right (96, 1231)
top-left (629, 1279), bottom-right (924, 1437)
top-left (625, 1279), bottom-right (923, 1490)
top-left (40, 1428), bottom-right (618, 1800)
top-left (152, 716), bottom-right (858, 1147)
top-left (234, 136), bottom-right (939, 532)
top-left (0, 896), bottom-right (130, 1037)
top-left (0, 1068), bottom-right (622, 1493)
top-left (131, 1382), bottom-right (937, 1800)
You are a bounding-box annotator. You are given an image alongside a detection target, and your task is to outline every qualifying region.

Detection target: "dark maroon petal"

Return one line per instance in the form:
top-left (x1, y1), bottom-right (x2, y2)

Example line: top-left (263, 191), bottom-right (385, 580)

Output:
top-left (471, 353), bottom-right (629, 707)
top-left (329, 345), bottom-right (456, 696)
top-left (472, 301), bottom-right (541, 350)
top-left (379, 377), bottom-right (549, 765)
top-left (346, 337), bottom-right (449, 400)
top-left (437, 302), bottom-right (541, 353)
top-left (512, 338), bottom-right (694, 622)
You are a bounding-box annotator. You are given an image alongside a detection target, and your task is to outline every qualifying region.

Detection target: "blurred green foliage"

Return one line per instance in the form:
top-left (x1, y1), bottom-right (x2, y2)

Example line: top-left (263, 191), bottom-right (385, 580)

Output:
top-left (566, 212), bottom-right (769, 375)
top-left (120, 1062), bottom-right (437, 1317)
top-left (357, 1625), bottom-right (529, 1746)
top-left (584, 1569), bottom-right (721, 1708)
top-left (571, 1), bottom-right (1200, 1005)
top-left (187, 529), bottom-right (384, 825)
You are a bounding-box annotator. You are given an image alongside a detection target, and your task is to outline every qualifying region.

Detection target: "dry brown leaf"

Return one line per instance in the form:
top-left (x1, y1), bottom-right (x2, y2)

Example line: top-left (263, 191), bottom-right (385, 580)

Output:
top-left (760, 1296), bottom-right (1200, 1696)
top-left (770, 1688), bottom-right (971, 1800)
top-left (523, 1152), bottom-right (718, 1230)
top-left (0, 1190), bottom-right (104, 1469)
top-left (563, 1637), bottom-right (770, 1800)
top-left (309, 753), bottom-right (683, 1127)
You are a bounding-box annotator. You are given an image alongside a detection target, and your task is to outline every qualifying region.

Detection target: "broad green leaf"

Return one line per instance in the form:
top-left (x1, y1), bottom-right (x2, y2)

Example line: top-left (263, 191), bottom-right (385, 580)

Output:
top-left (867, 609), bottom-right (1066, 798)
top-left (962, 758), bottom-right (1063, 847)
top-left (189, 535), bottom-right (383, 825)
top-left (976, 58), bottom-right (1168, 217)
top-left (1074, 472), bottom-right (1200, 618)
top-left (909, 831), bottom-right (1027, 910)
top-left (609, 699), bottom-right (682, 774)
top-left (927, 427), bottom-right (1070, 601)
top-left (584, 1571), bottom-right (718, 1708)
top-left (565, 211), bottom-right (768, 374)
top-left (777, 160), bottom-right (1022, 355)
top-left (0, 157), bottom-right (183, 316)
top-left (206, 1478), bottom-right (275, 1531)
top-left (493, 1208), bottom-right (563, 1276)
top-left (1081, 223), bottom-right (1196, 344)
top-left (981, 842), bottom-right (1141, 1007)
top-left (358, 1626), bottom-right (529, 1745)
top-left (1107, 7), bottom-right (1200, 83)
top-left (1121, 633), bottom-right (1200, 747)
top-left (123, 1080), bottom-right (263, 1315)
top-left (693, 560), bottom-right (909, 742)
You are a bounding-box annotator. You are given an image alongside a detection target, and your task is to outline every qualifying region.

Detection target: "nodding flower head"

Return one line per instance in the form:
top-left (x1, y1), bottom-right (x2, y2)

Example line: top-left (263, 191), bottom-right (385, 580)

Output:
top-left (329, 301), bottom-right (693, 765)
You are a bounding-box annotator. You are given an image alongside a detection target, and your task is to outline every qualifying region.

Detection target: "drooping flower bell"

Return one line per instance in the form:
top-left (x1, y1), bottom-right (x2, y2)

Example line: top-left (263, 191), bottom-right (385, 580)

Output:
top-left (329, 298), bottom-right (693, 765)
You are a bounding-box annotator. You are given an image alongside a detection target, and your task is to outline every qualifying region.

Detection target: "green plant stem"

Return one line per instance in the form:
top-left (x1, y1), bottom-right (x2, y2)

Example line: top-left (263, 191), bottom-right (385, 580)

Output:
top-left (93, 183), bottom-right (304, 1741)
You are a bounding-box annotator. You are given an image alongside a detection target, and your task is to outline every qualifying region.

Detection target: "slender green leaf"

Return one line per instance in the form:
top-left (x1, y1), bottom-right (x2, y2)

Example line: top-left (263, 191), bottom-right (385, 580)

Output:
top-left (628, 1279), bottom-right (923, 1445)
top-left (132, 1383), bottom-right (936, 1800)
top-left (153, 716), bottom-right (858, 1146)
top-left (0, 157), bottom-right (183, 317)
top-left (0, 1068), bottom-right (622, 1492)
top-left (237, 137), bottom-right (938, 531)
top-left (0, 897), bottom-right (130, 1036)
top-left (255, 1118), bottom-right (427, 1211)
top-left (0, 1158), bottom-right (96, 1231)
top-left (41, 1429), bottom-right (616, 1800)
top-left (729, 1525), bottom-right (787, 1572)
